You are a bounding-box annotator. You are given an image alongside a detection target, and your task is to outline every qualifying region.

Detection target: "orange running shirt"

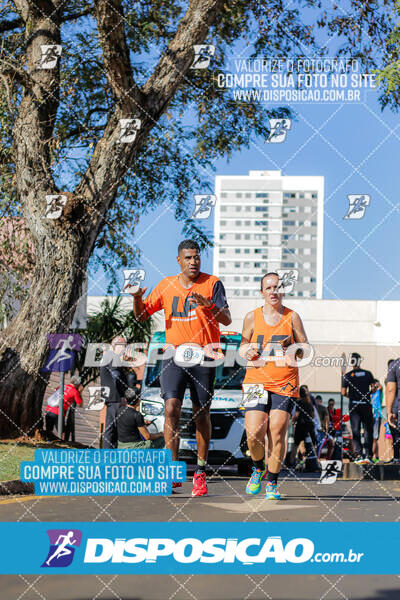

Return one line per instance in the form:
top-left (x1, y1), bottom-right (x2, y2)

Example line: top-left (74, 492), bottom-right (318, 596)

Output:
top-left (143, 273), bottom-right (225, 348)
top-left (243, 306), bottom-right (299, 397)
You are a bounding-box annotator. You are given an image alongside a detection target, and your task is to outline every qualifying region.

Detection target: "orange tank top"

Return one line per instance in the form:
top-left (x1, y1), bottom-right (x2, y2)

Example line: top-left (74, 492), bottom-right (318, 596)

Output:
top-left (243, 306), bottom-right (299, 397)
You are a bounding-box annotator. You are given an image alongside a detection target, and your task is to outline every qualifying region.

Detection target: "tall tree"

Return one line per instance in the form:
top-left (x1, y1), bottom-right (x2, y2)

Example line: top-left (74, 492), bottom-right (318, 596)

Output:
top-left (0, 0), bottom-right (322, 436)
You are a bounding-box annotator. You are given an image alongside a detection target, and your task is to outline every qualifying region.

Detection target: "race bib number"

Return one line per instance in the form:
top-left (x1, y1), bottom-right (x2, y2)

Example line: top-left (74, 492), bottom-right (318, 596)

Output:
top-left (242, 384), bottom-right (266, 408)
top-left (174, 344), bottom-right (205, 367)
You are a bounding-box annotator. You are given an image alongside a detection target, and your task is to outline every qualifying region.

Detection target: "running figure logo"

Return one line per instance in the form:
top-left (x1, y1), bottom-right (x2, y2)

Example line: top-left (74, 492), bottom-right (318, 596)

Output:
top-left (192, 194), bottom-right (216, 219)
top-left (87, 386), bottom-right (110, 410)
top-left (344, 195), bottom-right (370, 219)
top-left (242, 384), bottom-right (265, 408)
top-left (42, 334), bottom-right (82, 373)
top-left (119, 118), bottom-right (141, 143)
top-left (190, 45), bottom-right (215, 69)
top-left (45, 194), bottom-right (67, 219)
top-left (267, 118), bottom-right (292, 143)
top-left (42, 529), bottom-right (82, 568)
top-left (122, 269), bottom-right (146, 294)
top-left (318, 460), bottom-right (342, 484)
top-left (277, 269), bottom-right (298, 294)
top-left (38, 45), bottom-right (62, 69)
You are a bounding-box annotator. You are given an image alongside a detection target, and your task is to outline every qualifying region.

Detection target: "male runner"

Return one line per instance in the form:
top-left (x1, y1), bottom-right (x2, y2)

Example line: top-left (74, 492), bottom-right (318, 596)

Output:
top-left (129, 239), bottom-right (231, 496)
top-left (386, 357), bottom-right (400, 462)
top-left (341, 352), bottom-right (374, 464)
top-left (240, 272), bottom-right (308, 500)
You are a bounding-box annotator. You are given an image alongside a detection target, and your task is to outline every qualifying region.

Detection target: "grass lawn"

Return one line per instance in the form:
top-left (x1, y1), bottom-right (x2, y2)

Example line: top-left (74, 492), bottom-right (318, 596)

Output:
top-left (0, 442), bottom-right (36, 481)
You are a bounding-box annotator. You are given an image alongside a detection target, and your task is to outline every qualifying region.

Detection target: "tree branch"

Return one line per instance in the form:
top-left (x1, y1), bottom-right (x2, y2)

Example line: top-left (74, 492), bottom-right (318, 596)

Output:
top-left (0, 6), bottom-right (93, 33)
top-left (72, 0), bottom-right (224, 251)
top-left (94, 0), bottom-right (143, 110)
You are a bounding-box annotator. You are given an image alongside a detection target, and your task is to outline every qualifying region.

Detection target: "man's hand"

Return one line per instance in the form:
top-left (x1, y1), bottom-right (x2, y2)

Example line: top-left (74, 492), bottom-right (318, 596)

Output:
top-left (189, 292), bottom-right (212, 307)
top-left (388, 412), bottom-right (397, 428)
top-left (245, 346), bottom-right (261, 361)
top-left (125, 285), bottom-right (148, 297)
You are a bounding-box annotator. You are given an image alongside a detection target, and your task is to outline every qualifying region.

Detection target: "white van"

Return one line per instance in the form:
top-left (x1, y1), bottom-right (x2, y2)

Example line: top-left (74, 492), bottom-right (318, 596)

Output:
top-left (140, 331), bottom-right (251, 472)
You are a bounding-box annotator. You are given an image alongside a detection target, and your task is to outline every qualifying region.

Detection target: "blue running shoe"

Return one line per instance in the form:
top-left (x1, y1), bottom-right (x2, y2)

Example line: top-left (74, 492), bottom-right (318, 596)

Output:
top-left (246, 467), bottom-right (267, 495)
top-left (265, 481), bottom-right (281, 500)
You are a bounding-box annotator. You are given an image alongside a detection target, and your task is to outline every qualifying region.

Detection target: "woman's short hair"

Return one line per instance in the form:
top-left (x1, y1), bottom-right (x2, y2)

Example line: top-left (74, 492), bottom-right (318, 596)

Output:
top-left (70, 375), bottom-right (82, 387)
top-left (125, 388), bottom-right (139, 405)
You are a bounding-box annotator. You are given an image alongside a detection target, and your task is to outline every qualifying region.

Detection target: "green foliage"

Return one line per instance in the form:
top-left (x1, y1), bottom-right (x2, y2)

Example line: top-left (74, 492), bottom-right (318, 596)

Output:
top-left (73, 295), bottom-right (153, 385)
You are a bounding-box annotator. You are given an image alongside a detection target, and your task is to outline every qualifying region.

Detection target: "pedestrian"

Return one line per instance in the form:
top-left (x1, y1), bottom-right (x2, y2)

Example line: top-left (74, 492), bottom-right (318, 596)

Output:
top-left (289, 385), bottom-right (319, 469)
top-left (240, 271), bottom-right (309, 499)
top-left (371, 379), bottom-right (383, 462)
top-left (341, 352), bottom-right (375, 464)
top-left (385, 357), bottom-right (400, 463)
top-left (315, 395), bottom-right (334, 460)
top-left (128, 239), bottom-right (231, 496)
top-left (45, 375), bottom-right (83, 437)
top-left (117, 388), bottom-right (165, 449)
top-left (100, 336), bottom-right (129, 449)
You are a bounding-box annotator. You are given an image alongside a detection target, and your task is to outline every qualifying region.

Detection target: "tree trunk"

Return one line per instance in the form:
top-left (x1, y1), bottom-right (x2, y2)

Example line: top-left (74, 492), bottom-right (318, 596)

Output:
top-left (0, 233), bottom-right (87, 437)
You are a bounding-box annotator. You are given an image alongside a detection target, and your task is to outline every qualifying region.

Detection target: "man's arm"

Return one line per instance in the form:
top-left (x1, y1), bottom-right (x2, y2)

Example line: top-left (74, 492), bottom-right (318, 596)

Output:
top-left (128, 287), bottom-right (150, 322)
top-left (386, 382), bottom-right (397, 427)
top-left (190, 280), bottom-right (232, 327)
top-left (138, 426), bottom-right (164, 441)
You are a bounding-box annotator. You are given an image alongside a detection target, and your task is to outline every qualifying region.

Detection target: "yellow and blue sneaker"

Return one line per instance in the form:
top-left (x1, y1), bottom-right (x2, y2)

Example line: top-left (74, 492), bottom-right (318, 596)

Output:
top-left (245, 467), bottom-right (267, 495)
top-left (265, 481), bottom-right (281, 500)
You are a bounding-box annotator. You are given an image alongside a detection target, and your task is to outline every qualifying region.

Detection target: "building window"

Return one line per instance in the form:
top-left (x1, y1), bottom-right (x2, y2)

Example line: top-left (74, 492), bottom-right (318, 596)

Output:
top-left (245, 193), bottom-right (251, 198)
top-left (235, 262), bottom-right (240, 268)
top-left (234, 276), bottom-right (240, 282)
top-left (256, 193), bottom-right (268, 198)
top-left (244, 276), bottom-right (250, 282)
top-left (221, 193), bottom-right (227, 198)
top-left (283, 262), bottom-right (295, 267)
top-left (235, 234), bottom-right (241, 240)
top-left (221, 206), bottom-right (227, 212)
top-left (284, 220), bottom-right (295, 226)
top-left (244, 234), bottom-right (250, 240)
top-left (220, 248), bottom-right (226, 254)
top-left (298, 292), bottom-right (303, 297)
top-left (219, 262), bottom-right (226, 268)
top-left (254, 249), bottom-right (262, 254)
top-left (236, 193), bottom-right (243, 198)
top-left (244, 249), bottom-right (250, 254)
top-left (235, 220), bottom-right (242, 226)
top-left (255, 206), bottom-right (266, 212)
top-left (254, 262), bottom-right (260, 268)
top-left (243, 290), bottom-right (249, 296)
top-left (311, 221), bottom-right (317, 226)
top-left (255, 220), bottom-right (267, 226)
top-left (254, 276), bottom-right (260, 282)
top-left (235, 248), bottom-right (240, 254)
top-left (221, 220), bottom-right (227, 226)
top-left (245, 220), bottom-right (251, 226)
top-left (311, 193), bottom-right (317, 198)
top-left (244, 262), bottom-right (250, 268)
top-left (236, 206), bottom-right (241, 211)
top-left (220, 234), bottom-right (226, 240)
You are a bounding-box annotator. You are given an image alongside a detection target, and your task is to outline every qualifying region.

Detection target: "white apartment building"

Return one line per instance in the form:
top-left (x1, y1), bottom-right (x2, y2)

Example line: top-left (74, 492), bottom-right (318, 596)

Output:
top-left (213, 170), bottom-right (324, 299)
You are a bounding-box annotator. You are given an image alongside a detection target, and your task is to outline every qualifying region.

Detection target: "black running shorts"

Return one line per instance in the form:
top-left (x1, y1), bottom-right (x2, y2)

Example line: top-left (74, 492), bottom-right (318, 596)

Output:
top-left (159, 357), bottom-right (215, 407)
top-left (244, 390), bottom-right (295, 415)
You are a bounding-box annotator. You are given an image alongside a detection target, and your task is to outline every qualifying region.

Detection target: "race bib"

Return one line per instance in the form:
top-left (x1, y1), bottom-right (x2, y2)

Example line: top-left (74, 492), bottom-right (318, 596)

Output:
top-left (242, 383), bottom-right (266, 408)
top-left (174, 344), bottom-right (205, 367)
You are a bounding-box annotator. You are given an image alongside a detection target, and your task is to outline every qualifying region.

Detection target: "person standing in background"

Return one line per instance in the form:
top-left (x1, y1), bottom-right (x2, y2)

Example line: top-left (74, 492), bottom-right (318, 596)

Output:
top-left (100, 336), bottom-right (129, 449)
top-left (371, 379), bottom-right (383, 462)
top-left (386, 358), bottom-right (400, 463)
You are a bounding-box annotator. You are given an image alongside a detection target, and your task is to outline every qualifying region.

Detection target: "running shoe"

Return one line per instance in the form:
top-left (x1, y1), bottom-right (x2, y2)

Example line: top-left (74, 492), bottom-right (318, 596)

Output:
top-left (172, 481), bottom-right (182, 490)
top-left (354, 457), bottom-right (371, 465)
top-left (245, 467), bottom-right (267, 495)
top-left (372, 458), bottom-right (380, 464)
top-left (265, 482), bottom-right (281, 500)
top-left (192, 472), bottom-right (207, 497)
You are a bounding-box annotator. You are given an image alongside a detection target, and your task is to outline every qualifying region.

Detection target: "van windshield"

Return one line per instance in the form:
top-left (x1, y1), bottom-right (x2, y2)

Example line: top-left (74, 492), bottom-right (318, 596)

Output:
top-left (144, 341), bottom-right (245, 390)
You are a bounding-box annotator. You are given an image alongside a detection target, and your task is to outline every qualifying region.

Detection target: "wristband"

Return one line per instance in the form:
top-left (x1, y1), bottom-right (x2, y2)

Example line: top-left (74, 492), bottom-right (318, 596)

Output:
top-left (208, 303), bottom-right (216, 310)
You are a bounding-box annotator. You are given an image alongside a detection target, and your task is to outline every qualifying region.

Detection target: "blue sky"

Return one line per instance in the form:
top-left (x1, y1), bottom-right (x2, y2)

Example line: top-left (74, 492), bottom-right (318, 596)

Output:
top-left (88, 81), bottom-right (400, 301)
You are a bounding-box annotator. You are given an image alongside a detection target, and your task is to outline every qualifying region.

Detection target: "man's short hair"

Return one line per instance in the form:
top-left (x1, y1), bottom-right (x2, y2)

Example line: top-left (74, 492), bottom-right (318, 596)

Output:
top-left (350, 352), bottom-right (362, 367)
top-left (125, 388), bottom-right (139, 405)
top-left (315, 395), bottom-right (322, 401)
top-left (177, 239), bottom-right (200, 254)
top-left (260, 271), bottom-right (279, 291)
top-left (328, 398), bottom-right (335, 404)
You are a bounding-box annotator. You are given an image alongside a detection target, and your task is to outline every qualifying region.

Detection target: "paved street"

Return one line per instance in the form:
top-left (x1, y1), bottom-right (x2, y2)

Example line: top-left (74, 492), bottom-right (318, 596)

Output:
top-left (0, 470), bottom-right (399, 599)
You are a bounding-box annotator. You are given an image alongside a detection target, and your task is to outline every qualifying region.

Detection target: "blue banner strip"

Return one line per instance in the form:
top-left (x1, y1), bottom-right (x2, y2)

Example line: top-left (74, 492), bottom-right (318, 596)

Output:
top-left (0, 522), bottom-right (399, 574)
